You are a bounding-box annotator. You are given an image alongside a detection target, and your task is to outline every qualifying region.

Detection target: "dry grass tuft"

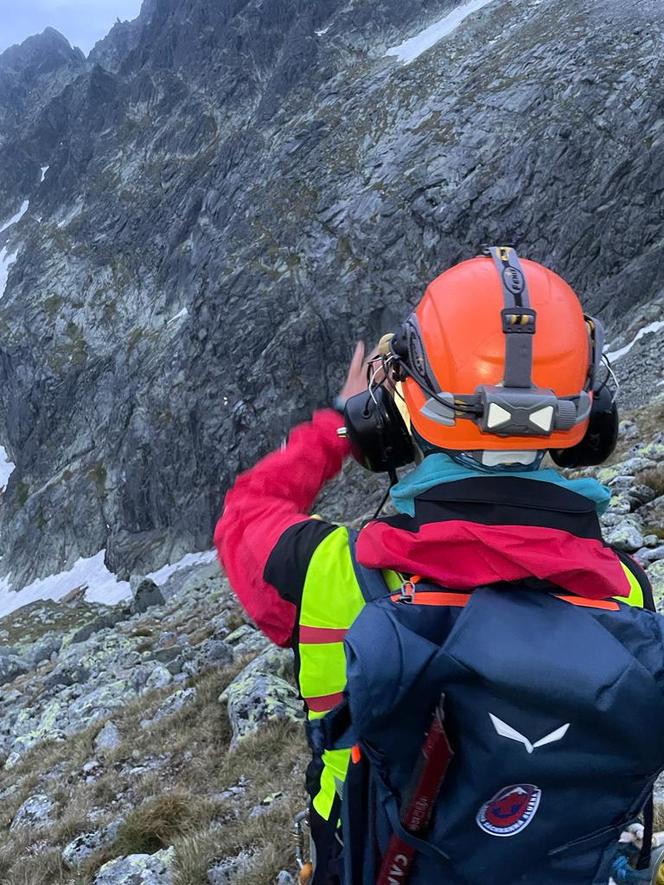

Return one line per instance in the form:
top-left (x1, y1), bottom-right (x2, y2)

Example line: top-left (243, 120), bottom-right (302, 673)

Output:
top-left (2, 847), bottom-right (67, 885)
top-left (636, 466), bottom-right (664, 498)
top-left (172, 831), bottom-right (230, 884)
top-left (112, 792), bottom-right (208, 856)
top-left (130, 626), bottom-right (154, 638)
top-left (188, 624), bottom-right (216, 646)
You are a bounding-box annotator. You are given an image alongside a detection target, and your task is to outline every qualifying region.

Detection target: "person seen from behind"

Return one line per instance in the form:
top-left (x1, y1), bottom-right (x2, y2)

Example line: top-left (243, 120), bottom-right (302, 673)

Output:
top-left (215, 246), bottom-right (664, 885)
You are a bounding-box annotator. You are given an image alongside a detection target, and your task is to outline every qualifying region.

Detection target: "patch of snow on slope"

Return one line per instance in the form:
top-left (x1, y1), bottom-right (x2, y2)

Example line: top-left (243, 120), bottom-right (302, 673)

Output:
top-left (606, 320), bottom-right (664, 363)
top-left (0, 447), bottom-right (15, 490)
top-left (167, 307), bottom-right (189, 325)
top-left (40, 166), bottom-right (49, 183)
top-left (315, 25), bottom-right (331, 36)
top-left (0, 246), bottom-right (17, 298)
top-left (385, 0), bottom-right (497, 64)
top-left (0, 549), bottom-right (218, 619)
top-left (0, 552), bottom-right (131, 619)
top-left (0, 200), bottom-right (29, 234)
top-left (146, 550), bottom-right (217, 585)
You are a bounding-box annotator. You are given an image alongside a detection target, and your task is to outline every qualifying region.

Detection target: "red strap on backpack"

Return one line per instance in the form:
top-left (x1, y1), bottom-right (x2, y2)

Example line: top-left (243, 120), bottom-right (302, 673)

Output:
top-left (376, 695), bottom-right (454, 885)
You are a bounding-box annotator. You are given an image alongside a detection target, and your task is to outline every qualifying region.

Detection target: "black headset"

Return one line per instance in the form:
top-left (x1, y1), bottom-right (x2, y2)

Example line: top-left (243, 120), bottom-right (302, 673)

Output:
top-left (342, 249), bottom-right (619, 475)
top-left (549, 384), bottom-right (619, 469)
top-left (343, 383), bottom-right (415, 483)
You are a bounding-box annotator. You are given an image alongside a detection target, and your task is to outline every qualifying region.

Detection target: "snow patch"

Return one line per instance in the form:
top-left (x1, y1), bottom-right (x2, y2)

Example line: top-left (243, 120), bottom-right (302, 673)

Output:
top-left (606, 320), bottom-right (664, 363)
top-left (0, 552), bottom-right (131, 619)
top-left (385, 0), bottom-right (497, 64)
top-left (0, 246), bottom-right (17, 299)
top-left (0, 546), bottom-right (217, 619)
top-left (315, 25), bottom-right (331, 36)
top-left (0, 200), bottom-right (29, 234)
top-left (40, 166), bottom-right (50, 183)
top-left (146, 550), bottom-right (216, 585)
top-left (0, 447), bottom-right (15, 490)
top-left (167, 307), bottom-right (189, 325)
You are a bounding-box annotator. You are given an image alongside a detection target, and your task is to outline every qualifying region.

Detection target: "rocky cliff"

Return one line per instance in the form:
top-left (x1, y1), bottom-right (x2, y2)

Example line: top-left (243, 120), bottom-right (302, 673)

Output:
top-left (0, 0), bottom-right (663, 589)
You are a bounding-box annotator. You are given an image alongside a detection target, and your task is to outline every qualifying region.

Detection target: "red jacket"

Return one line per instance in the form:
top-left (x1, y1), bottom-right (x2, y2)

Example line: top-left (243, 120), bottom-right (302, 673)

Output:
top-left (215, 410), bottom-right (638, 648)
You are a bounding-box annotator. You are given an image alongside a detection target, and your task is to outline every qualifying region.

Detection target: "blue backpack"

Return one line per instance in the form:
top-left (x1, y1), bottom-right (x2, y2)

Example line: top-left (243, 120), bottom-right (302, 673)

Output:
top-left (318, 543), bottom-right (664, 885)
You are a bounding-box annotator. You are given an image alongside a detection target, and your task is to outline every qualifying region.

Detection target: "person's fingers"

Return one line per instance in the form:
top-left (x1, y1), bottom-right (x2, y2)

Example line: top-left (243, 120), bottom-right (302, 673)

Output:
top-left (349, 341), bottom-right (365, 374)
top-left (365, 345), bottom-right (380, 364)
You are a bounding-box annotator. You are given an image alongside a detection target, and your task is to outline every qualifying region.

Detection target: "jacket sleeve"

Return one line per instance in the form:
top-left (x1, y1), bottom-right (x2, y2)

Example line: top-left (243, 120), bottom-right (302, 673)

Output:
top-left (214, 408), bottom-right (351, 647)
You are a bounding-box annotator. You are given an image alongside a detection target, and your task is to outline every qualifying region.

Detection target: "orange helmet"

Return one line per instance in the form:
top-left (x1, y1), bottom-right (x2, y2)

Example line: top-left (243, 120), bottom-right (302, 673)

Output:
top-left (390, 247), bottom-right (601, 453)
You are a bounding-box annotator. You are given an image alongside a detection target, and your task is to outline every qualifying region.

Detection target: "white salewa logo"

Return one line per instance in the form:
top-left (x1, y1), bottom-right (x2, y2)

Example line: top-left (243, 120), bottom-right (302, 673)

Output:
top-left (489, 714), bottom-right (570, 754)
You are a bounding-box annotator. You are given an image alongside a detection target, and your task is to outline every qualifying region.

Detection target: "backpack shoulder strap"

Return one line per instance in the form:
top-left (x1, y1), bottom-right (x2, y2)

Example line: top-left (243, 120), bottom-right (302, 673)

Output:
top-left (348, 528), bottom-right (391, 602)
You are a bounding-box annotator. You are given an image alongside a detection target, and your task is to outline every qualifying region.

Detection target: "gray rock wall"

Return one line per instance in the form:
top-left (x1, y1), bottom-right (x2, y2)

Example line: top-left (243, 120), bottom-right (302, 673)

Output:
top-left (0, 0), bottom-right (663, 585)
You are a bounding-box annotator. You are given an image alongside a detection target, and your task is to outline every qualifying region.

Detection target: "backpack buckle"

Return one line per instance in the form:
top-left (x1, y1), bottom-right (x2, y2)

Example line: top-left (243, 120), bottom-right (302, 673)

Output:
top-left (399, 581), bottom-right (417, 604)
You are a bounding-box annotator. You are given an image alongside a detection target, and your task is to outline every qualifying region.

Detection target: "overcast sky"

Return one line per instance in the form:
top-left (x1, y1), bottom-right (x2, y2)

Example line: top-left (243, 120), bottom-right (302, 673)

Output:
top-left (0, 0), bottom-right (144, 55)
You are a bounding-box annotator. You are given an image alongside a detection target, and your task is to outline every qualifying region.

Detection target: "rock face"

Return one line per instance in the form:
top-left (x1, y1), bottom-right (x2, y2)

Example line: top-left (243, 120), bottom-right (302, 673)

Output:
top-left (0, 0), bottom-right (663, 587)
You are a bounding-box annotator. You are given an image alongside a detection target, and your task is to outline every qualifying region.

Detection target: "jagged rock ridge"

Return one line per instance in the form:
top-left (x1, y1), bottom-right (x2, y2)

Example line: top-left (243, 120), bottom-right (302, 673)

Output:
top-left (0, 0), bottom-right (663, 586)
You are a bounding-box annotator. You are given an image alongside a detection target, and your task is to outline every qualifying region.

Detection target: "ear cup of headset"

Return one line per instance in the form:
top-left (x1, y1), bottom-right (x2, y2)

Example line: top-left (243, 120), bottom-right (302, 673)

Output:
top-left (550, 385), bottom-right (619, 469)
top-left (343, 386), bottom-right (415, 473)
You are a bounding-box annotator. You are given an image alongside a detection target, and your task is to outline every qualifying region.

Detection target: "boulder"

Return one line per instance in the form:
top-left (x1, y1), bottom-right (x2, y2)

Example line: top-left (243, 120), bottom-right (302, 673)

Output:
top-left (224, 624), bottom-right (270, 657)
top-left (639, 496), bottom-right (664, 531)
top-left (604, 518), bottom-right (645, 553)
top-left (94, 847), bottom-right (175, 884)
top-left (132, 579), bottom-right (165, 613)
top-left (26, 633), bottom-right (62, 668)
top-left (9, 793), bottom-right (55, 831)
top-left (618, 419), bottom-right (639, 441)
top-left (67, 680), bottom-right (135, 730)
top-left (207, 851), bottom-right (255, 884)
top-left (94, 720), bottom-right (123, 753)
top-left (0, 654), bottom-right (28, 686)
top-left (62, 819), bottom-right (122, 869)
top-left (141, 687), bottom-right (197, 729)
top-left (634, 439), bottom-right (664, 463)
top-left (597, 458), bottom-right (657, 485)
top-left (71, 611), bottom-right (128, 644)
top-left (144, 665), bottom-right (172, 691)
top-left (635, 545), bottom-right (664, 566)
top-left (197, 638), bottom-right (234, 667)
top-left (624, 484), bottom-right (658, 510)
top-left (220, 647), bottom-right (303, 746)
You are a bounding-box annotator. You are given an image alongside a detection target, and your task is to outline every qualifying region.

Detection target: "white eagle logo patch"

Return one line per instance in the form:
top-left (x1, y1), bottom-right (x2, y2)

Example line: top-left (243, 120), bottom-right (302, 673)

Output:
top-left (489, 713), bottom-right (570, 754)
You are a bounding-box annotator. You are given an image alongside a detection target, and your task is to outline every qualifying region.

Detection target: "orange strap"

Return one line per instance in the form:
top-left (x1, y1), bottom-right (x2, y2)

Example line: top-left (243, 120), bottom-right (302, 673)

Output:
top-left (390, 591), bottom-right (471, 607)
top-left (390, 590), bottom-right (620, 611)
top-left (554, 595), bottom-right (620, 611)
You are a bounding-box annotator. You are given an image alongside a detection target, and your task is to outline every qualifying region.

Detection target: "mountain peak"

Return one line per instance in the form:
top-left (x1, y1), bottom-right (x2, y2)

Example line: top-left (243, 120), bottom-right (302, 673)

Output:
top-left (0, 27), bottom-right (85, 76)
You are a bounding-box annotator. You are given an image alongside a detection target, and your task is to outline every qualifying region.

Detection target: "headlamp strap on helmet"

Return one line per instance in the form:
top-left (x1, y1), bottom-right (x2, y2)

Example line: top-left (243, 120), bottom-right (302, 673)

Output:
top-left (488, 246), bottom-right (536, 389)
